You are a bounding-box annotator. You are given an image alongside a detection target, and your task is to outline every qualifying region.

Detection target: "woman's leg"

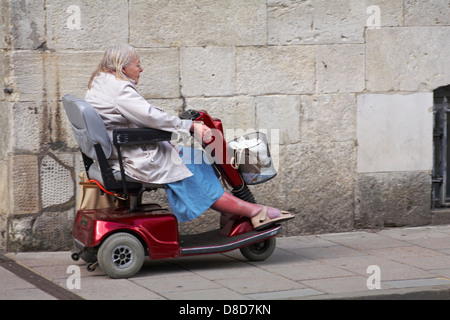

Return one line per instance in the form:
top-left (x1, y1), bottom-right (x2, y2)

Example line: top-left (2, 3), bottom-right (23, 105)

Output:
top-left (211, 191), bottom-right (281, 219)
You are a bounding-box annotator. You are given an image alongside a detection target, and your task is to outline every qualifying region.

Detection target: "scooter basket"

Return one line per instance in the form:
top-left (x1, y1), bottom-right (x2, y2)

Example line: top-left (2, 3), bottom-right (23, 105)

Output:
top-left (228, 132), bottom-right (277, 185)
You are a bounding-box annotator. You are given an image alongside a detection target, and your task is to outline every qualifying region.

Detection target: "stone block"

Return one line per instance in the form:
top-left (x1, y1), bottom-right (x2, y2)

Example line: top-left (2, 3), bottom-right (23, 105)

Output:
top-left (237, 46), bottom-right (315, 95)
top-left (185, 96), bottom-right (256, 134)
top-left (146, 98), bottom-right (184, 117)
top-left (142, 189), bottom-right (218, 237)
top-left (0, 1), bottom-right (10, 49)
top-left (43, 51), bottom-right (103, 101)
top-left (40, 154), bottom-right (74, 209)
top-left (10, 50), bottom-right (102, 100)
top-left (357, 93), bottom-right (433, 173)
top-left (8, 0), bottom-right (46, 49)
top-left (74, 155), bottom-right (85, 209)
top-left (366, 27), bottom-right (450, 92)
top-left (46, 0), bottom-right (128, 50)
top-left (12, 102), bottom-right (41, 153)
top-left (255, 95), bottom-right (301, 145)
top-left (40, 101), bottom-right (79, 151)
top-left (180, 47), bottom-right (235, 97)
top-left (58, 101), bottom-right (79, 150)
top-left (10, 101), bottom-right (76, 155)
top-left (267, 0), bottom-right (403, 45)
top-left (130, 0), bottom-right (267, 47)
top-left (404, 0), bottom-right (450, 26)
top-left (8, 209), bottom-right (75, 251)
top-left (7, 215), bottom-right (34, 251)
top-left (2, 50), bottom-right (14, 100)
top-left (0, 49), bottom-right (6, 101)
top-left (0, 161), bottom-right (9, 215)
top-left (9, 154), bottom-right (40, 214)
top-left (178, 209), bottom-right (221, 236)
top-left (138, 48), bottom-right (180, 99)
top-left (11, 48), bottom-right (179, 103)
top-left (9, 50), bottom-right (44, 102)
top-left (355, 171), bottom-right (432, 228)
top-left (0, 101), bottom-right (13, 158)
top-left (431, 209), bottom-right (450, 226)
top-left (300, 93), bottom-right (356, 144)
top-left (367, 0), bottom-right (404, 27)
top-left (32, 210), bottom-right (75, 250)
top-left (255, 141), bottom-right (355, 235)
top-left (0, 214), bottom-right (6, 251)
top-left (268, 0), bottom-right (366, 45)
top-left (316, 44), bottom-right (365, 93)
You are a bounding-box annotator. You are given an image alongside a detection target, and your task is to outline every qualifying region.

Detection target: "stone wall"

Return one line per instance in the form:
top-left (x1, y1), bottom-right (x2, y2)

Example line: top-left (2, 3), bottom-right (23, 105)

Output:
top-left (1, 0), bottom-right (449, 251)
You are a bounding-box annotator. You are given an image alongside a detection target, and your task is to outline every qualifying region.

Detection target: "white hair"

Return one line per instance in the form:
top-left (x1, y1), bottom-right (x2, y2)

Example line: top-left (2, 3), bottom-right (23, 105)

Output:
top-left (88, 44), bottom-right (139, 89)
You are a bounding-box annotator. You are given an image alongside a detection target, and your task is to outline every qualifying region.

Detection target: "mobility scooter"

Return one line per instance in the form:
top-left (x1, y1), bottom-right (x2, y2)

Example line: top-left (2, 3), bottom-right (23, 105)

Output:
top-left (63, 94), bottom-right (289, 279)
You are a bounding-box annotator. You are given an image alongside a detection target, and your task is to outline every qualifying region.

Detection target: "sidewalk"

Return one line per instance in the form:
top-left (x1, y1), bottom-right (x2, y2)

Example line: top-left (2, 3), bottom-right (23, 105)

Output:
top-left (2, 224), bottom-right (450, 300)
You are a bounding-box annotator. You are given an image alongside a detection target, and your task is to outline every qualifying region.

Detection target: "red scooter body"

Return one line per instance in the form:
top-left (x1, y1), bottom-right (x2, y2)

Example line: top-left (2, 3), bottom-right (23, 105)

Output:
top-left (73, 205), bottom-right (180, 260)
top-left (71, 110), bottom-right (281, 279)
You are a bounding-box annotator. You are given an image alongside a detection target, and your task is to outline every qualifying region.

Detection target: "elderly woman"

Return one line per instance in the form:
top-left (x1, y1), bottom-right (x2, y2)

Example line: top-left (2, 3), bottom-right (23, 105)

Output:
top-left (85, 44), bottom-right (293, 229)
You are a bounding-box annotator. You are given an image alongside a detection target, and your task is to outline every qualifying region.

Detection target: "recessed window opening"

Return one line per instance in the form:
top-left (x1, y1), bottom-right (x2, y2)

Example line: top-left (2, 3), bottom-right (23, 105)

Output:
top-left (432, 84), bottom-right (450, 208)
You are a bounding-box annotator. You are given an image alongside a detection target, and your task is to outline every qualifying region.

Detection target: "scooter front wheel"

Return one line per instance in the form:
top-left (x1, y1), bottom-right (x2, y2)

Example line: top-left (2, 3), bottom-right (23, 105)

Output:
top-left (240, 237), bottom-right (276, 261)
top-left (97, 232), bottom-right (145, 279)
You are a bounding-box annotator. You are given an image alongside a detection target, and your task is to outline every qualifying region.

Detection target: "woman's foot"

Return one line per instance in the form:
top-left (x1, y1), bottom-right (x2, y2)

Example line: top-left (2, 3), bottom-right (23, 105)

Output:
top-left (251, 206), bottom-right (294, 230)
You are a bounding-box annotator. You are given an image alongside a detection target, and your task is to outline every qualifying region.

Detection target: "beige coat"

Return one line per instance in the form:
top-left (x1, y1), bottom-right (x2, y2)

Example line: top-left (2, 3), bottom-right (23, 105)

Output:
top-left (85, 72), bottom-right (193, 184)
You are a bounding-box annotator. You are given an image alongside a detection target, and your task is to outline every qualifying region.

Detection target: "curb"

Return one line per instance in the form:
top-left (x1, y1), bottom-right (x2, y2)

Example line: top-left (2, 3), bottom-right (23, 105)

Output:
top-left (301, 285), bottom-right (450, 300)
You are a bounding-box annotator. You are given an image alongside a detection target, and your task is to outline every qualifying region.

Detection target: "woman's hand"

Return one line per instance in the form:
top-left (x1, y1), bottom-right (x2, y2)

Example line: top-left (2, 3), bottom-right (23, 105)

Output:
top-left (191, 122), bottom-right (213, 143)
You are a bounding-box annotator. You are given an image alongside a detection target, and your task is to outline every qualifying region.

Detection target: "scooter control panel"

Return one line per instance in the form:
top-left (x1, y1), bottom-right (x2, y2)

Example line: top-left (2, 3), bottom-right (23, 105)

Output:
top-left (180, 109), bottom-right (201, 120)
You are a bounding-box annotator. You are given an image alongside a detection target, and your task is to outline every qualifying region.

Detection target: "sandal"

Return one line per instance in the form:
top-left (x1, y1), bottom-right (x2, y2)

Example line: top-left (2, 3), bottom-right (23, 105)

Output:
top-left (251, 206), bottom-right (294, 230)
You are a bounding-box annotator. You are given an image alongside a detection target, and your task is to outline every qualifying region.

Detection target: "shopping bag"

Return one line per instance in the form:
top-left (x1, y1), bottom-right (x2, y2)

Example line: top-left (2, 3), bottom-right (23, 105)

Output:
top-left (77, 172), bottom-right (117, 210)
top-left (228, 132), bottom-right (277, 185)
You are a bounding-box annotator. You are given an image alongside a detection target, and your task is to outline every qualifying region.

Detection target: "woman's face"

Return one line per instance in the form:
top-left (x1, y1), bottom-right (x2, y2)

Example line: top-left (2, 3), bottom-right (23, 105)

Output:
top-left (123, 57), bottom-right (143, 84)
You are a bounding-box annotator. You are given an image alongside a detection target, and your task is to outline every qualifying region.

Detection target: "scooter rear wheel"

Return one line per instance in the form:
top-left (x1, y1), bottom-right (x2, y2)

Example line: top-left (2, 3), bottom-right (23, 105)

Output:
top-left (97, 232), bottom-right (145, 279)
top-left (240, 237), bottom-right (276, 261)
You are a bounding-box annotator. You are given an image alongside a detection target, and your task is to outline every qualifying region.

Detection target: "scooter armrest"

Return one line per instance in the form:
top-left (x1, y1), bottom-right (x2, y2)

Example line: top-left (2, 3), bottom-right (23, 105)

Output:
top-left (113, 128), bottom-right (178, 146)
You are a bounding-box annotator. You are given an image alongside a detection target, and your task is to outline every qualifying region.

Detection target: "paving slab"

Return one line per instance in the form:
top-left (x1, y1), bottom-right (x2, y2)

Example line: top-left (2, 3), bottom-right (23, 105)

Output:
top-left (0, 267), bottom-right (56, 300)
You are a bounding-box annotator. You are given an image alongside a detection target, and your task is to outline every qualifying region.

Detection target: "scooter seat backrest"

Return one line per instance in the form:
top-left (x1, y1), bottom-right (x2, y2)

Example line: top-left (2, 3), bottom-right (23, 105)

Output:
top-left (62, 94), bottom-right (112, 160)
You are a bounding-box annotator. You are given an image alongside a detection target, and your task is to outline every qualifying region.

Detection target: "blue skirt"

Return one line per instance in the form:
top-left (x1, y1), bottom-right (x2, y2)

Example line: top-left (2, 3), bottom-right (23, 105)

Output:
top-left (165, 147), bottom-right (224, 223)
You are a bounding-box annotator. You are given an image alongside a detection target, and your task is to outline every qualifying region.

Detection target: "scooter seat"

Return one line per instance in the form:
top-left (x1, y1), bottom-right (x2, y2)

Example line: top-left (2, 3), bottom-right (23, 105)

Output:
top-left (62, 94), bottom-right (167, 198)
